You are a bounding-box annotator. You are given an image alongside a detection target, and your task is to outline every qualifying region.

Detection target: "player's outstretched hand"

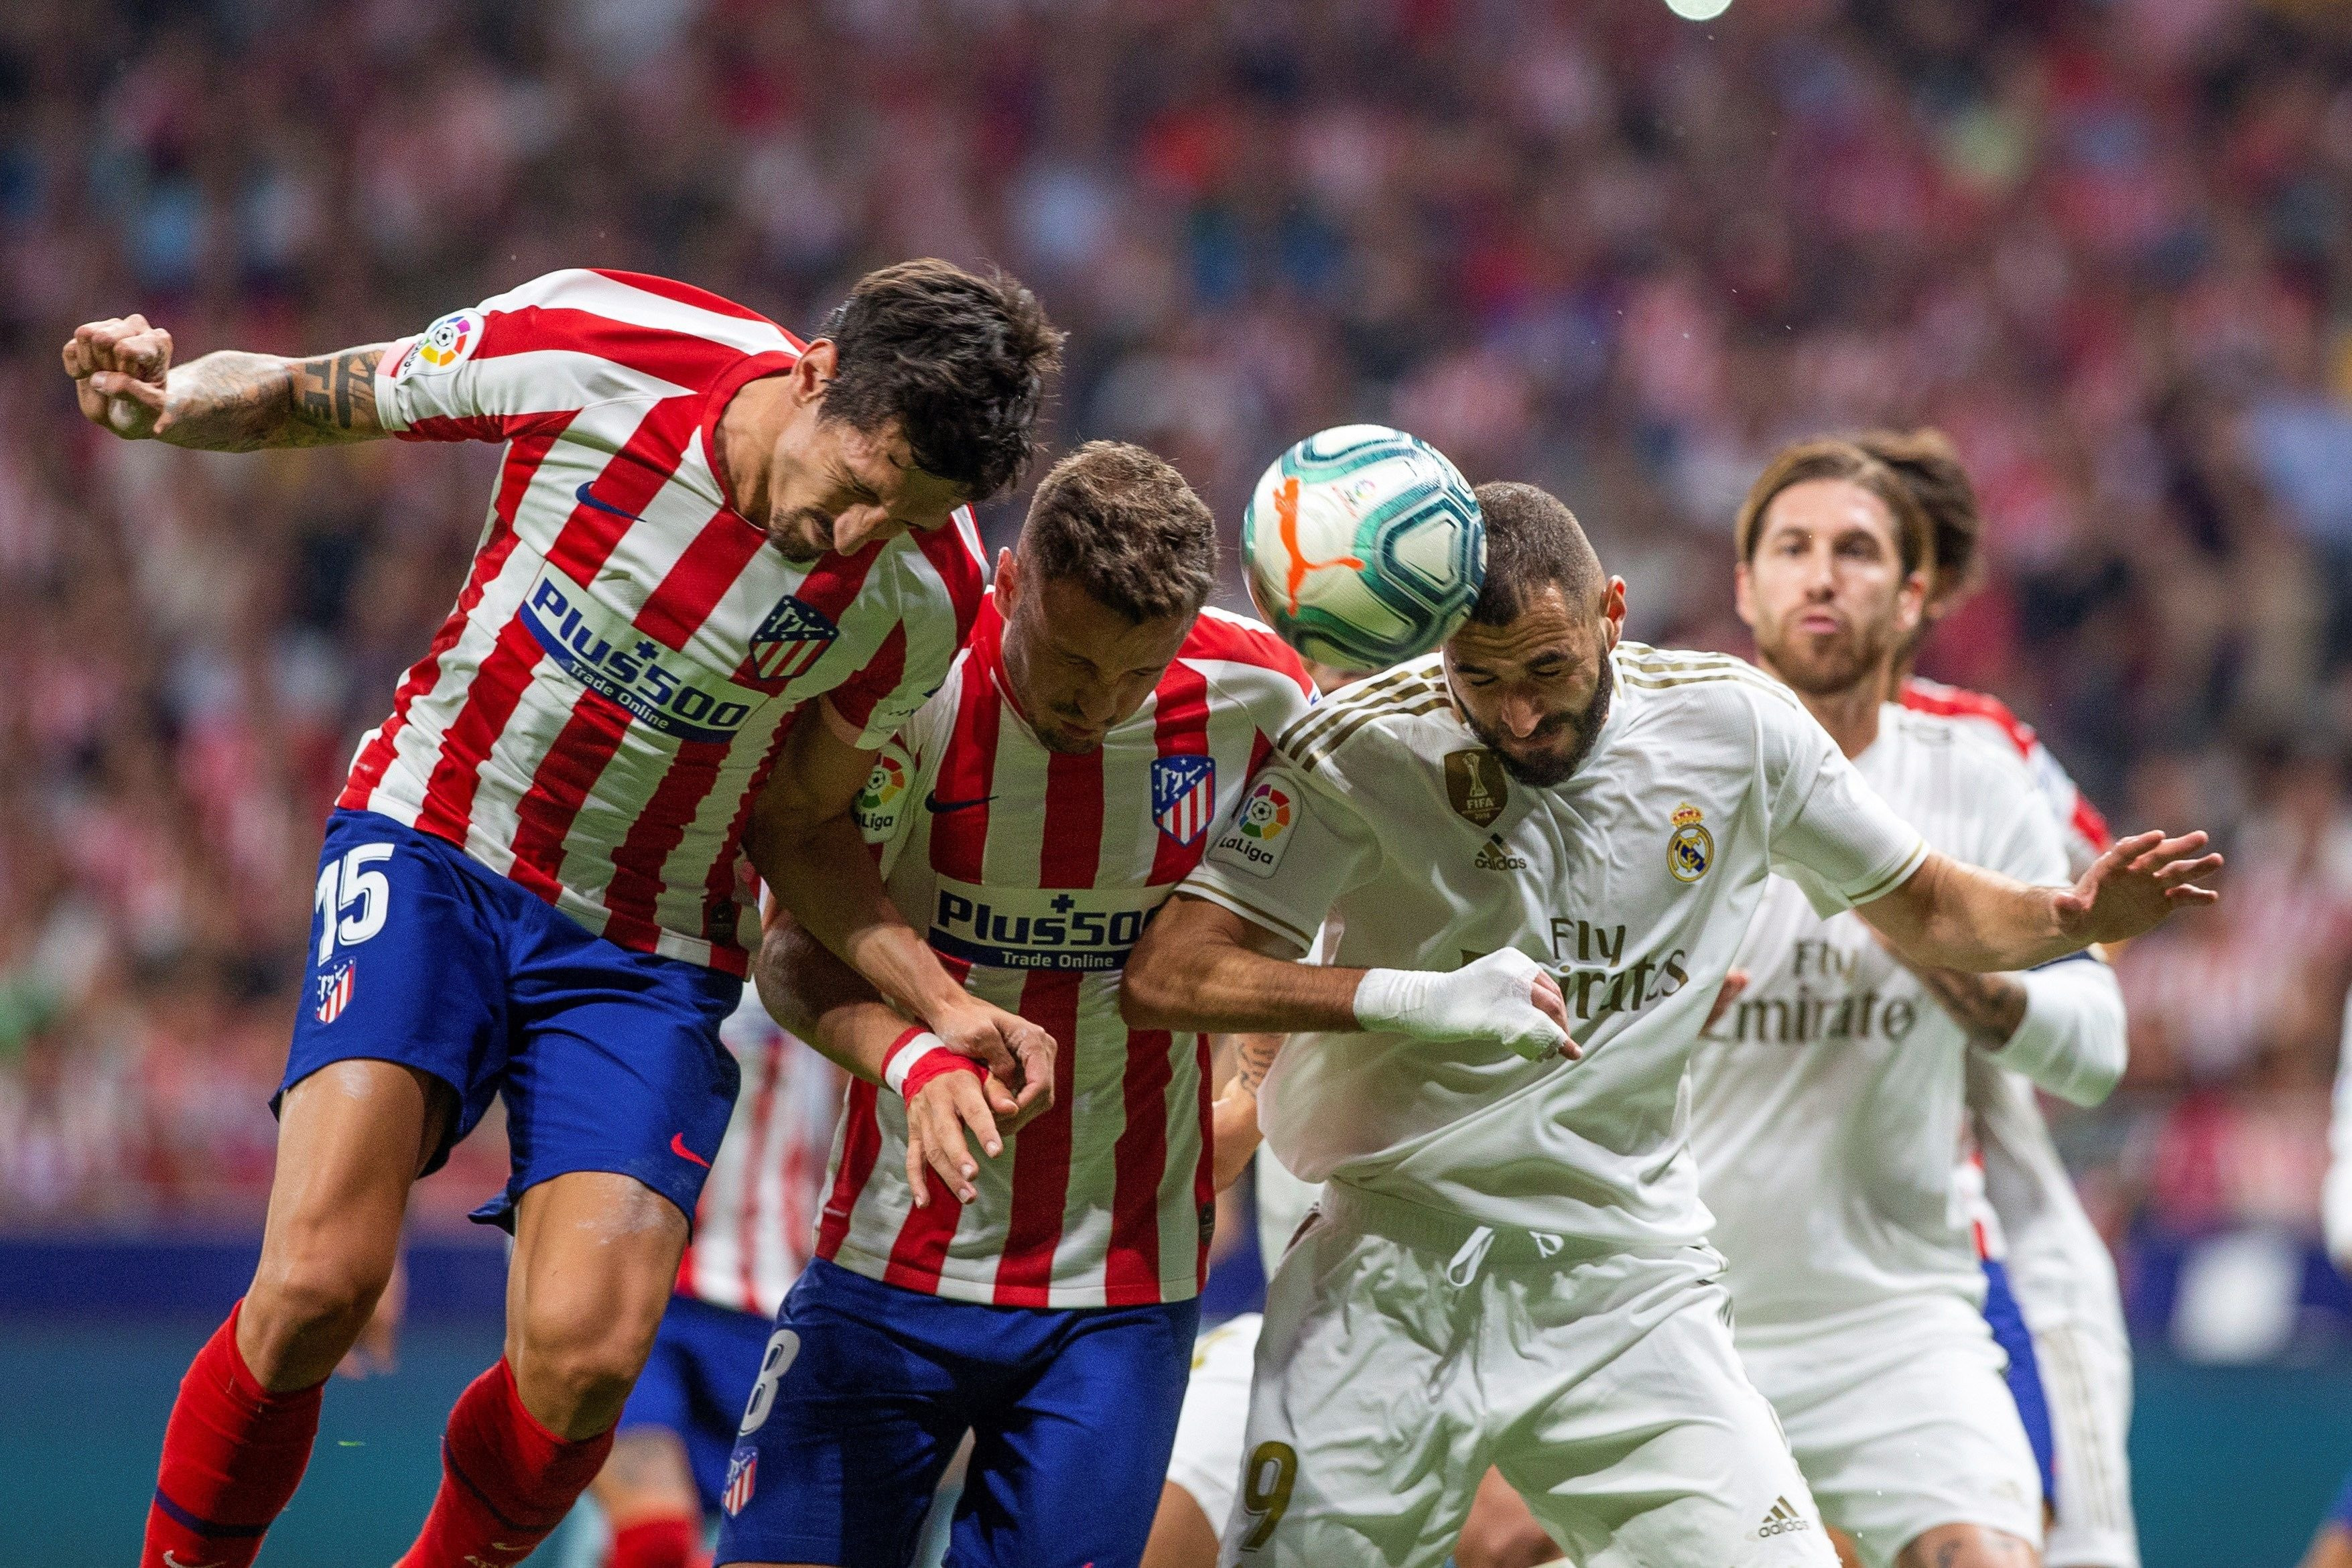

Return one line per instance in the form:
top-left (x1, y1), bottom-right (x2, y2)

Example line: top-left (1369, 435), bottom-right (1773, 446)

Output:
top-left (1704, 970), bottom-right (1750, 1033)
top-left (931, 995), bottom-right (1057, 1133)
top-left (64, 314), bottom-right (174, 439)
top-left (905, 1069), bottom-right (1006, 1208)
top-left (1354, 948), bottom-right (1577, 1061)
top-left (2054, 829), bottom-right (2223, 945)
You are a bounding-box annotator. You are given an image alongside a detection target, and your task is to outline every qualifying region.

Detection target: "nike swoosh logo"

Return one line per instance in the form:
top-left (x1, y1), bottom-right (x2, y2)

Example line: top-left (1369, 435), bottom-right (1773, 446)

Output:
top-left (669, 1132), bottom-right (711, 1169)
top-left (575, 481), bottom-right (642, 522)
top-left (924, 791), bottom-right (995, 814)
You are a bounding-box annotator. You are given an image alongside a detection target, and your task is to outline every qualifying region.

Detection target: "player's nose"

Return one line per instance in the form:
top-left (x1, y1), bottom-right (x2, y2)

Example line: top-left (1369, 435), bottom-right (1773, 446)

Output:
top-left (834, 505), bottom-right (905, 552)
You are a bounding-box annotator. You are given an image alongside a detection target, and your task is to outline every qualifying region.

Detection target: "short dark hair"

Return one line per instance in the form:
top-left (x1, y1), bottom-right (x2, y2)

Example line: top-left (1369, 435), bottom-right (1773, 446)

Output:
top-left (1734, 440), bottom-right (1932, 579)
top-left (1851, 428), bottom-right (1980, 600)
top-left (1019, 441), bottom-right (1218, 623)
top-left (1467, 481), bottom-right (1605, 625)
top-left (819, 259), bottom-right (1063, 501)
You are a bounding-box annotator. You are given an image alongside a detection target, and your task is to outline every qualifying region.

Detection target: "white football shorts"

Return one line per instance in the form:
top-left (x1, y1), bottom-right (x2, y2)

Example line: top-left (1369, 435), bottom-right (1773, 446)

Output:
top-left (1740, 1318), bottom-right (2044, 1568)
top-left (1220, 1181), bottom-right (1835, 1568)
top-left (2035, 1313), bottom-right (2138, 1568)
top-left (1165, 1312), bottom-right (1263, 1532)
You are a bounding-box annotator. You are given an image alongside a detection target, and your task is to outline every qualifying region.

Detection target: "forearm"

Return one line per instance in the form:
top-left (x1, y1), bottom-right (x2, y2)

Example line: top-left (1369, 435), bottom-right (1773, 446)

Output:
top-left (1125, 935), bottom-right (1363, 1035)
top-left (751, 916), bottom-right (915, 1086)
top-left (156, 348), bottom-right (384, 450)
top-left (1983, 956), bottom-right (2128, 1106)
top-left (755, 807), bottom-right (969, 1027)
top-left (1869, 854), bottom-right (2075, 973)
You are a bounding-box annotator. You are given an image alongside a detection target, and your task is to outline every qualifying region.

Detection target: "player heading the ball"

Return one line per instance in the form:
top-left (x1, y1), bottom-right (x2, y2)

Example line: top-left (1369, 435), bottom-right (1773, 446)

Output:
top-left (66, 261), bottom-right (1061, 1568)
top-left (1120, 480), bottom-right (2220, 1567)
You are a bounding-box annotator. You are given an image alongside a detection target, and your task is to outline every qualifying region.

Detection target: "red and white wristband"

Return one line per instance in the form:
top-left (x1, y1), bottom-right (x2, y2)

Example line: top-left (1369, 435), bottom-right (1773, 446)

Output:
top-left (880, 1025), bottom-right (988, 1099)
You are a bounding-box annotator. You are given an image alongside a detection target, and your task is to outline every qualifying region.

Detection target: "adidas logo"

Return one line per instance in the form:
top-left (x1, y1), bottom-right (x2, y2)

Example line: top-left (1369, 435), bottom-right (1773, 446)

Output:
top-left (1757, 1496), bottom-right (1811, 1538)
top-left (1474, 835), bottom-right (1527, 871)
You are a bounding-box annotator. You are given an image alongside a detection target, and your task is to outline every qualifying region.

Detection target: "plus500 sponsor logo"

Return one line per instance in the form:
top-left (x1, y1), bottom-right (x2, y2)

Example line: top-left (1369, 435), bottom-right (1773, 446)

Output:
top-left (927, 879), bottom-right (1170, 972)
top-left (521, 570), bottom-right (758, 743)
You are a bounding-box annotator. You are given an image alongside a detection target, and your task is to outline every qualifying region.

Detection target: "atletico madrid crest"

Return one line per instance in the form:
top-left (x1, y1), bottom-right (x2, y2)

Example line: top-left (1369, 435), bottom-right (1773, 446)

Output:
top-left (722, 1449), bottom-right (758, 1517)
top-left (1152, 755), bottom-right (1216, 847)
top-left (736, 596), bottom-right (840, 690)
top-left (314, 961), bottom-right (356, 1025)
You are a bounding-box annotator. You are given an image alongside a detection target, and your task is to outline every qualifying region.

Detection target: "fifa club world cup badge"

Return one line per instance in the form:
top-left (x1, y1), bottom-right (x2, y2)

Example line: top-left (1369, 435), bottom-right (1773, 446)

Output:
top-left (1444, 749), bottom-right (1507, 828)
top-left (314, 960), bottom-right (356, 1025)
top-left (1668, 802), bottom-right (1713, 883)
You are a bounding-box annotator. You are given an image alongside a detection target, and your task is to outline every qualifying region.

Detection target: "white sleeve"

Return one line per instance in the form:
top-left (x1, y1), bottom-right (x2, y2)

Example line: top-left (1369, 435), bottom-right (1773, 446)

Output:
top-left (1762, 700), bottom-right (1929, 918)
top-left (2329, 991), bottom-right (2352, 1272)
top-left (1179, 759), bottom-right (1380, 956)
top-left (1997, 954), bottom-right (2128, 1106)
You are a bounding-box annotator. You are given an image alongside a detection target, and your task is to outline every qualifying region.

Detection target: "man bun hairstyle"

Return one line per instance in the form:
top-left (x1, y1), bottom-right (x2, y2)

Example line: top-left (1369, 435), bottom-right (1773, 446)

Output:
top-left (1021, 441), bottom-right (1218, 623)
top-left (820, 258), bottom-right (1064, 501)
top-left (1468, 481), bottom-right (1605, 625)
top-left (1735, 439), bottom-right (1933, 580)
top-left (1851, 427), bottom-right (1980, 600)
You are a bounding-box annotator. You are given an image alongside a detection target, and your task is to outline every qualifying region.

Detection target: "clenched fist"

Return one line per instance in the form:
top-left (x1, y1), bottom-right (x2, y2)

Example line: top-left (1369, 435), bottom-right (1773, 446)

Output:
top-left (63, 314), bottom-right (176, 439)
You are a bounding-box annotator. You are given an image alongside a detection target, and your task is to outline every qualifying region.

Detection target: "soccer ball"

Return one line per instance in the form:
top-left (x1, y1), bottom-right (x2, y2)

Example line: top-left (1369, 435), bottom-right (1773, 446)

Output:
top-left (1240, 425), bottom-right (1486, 673)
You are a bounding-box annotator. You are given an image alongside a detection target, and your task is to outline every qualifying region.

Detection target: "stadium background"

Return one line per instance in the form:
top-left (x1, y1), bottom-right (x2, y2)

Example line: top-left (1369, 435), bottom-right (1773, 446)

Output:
top-left (2, 0), bottom-right (2351, 1560)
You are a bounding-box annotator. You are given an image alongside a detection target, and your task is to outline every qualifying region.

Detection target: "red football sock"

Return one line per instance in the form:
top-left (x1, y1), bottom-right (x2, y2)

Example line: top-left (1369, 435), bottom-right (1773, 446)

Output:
top-left (606, 1515), bottom-right (701, 1568)
top-left (143, 1300), bottom-right (326, 1568)
top-left (395, 1359), bottom-right (615, 1568)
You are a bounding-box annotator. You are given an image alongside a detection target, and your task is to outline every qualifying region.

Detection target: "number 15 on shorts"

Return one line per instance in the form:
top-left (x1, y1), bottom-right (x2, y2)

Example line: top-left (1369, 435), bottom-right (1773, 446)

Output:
top-left (314, 842), bottom-right (393, 962)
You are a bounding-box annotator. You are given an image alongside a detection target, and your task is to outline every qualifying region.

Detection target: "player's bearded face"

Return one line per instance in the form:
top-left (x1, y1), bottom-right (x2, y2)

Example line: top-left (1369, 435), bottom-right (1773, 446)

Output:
top-left (1447, 586), bottom-right (1618, 788)
top-left (1740, 480), bottom-right (1923, 700)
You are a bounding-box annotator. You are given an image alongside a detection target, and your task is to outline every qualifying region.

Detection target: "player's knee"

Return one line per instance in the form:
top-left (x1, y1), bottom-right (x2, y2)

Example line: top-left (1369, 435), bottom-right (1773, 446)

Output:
top-left (513, 1297), bottom-right (660, 1421)
top-left (243, 1247), bottom-right (391, 1364)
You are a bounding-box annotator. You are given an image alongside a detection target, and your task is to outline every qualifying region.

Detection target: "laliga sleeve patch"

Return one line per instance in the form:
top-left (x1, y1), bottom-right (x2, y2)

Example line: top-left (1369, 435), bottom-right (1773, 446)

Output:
top-left (394, 308), bottom-right (484, 380)
top-left (1208, 775), bottom-right (1300, 880)
top-left (852, 742), bottom-right (915, 844)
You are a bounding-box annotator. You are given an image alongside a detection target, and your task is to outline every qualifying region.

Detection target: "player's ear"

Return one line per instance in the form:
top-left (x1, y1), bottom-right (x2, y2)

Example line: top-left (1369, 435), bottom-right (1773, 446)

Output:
top-left (1733, 561), bottom-right (1757, 631)
top-left (994, 546), bottom-right (1021, 613)
top-left (1895, 566), bottom-right (1928, 639)
top-left (791, 340), bottom-right (838, 406)
top-left (1601, 576), bottom-right (1628, 646)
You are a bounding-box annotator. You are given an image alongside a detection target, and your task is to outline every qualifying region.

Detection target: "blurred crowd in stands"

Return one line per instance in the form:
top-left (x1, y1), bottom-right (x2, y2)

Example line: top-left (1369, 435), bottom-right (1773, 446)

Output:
top-left (1, 0), bottom-right (2349, 1340)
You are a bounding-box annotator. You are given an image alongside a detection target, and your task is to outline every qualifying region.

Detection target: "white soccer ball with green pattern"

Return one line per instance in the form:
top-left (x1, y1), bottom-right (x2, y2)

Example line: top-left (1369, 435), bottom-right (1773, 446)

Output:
top-left (1240, 425), bottom-right (1486, 673)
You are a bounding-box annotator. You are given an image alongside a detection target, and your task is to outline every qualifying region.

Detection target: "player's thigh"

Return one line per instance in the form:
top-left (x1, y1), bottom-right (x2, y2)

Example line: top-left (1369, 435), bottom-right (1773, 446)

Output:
top-left (1768, 1330), bottom-right (2042, 1568)
top-left (954, 1295), bottom-right (1200, 1568)
top-left (1455, 1467), bottom-right (1565, 1568)
top-left (1161, 1313), bottom-right (1264, 1543)
top-left (1217, 1222), bottom-right (1487, 1568)
top-left (490, 923), bottom-right (743, 1233)
top-left (712, 1260), bottom-right (966, 1568)
top-left (1493, 1271), bottom-right (1834, 1568)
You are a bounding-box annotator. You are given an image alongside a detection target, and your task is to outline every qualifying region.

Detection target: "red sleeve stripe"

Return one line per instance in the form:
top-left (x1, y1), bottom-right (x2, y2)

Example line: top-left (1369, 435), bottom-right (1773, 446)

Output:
top-left (588, 269), bottom-right (787, 327)
top-left (827, 621), bottom-right (908, 732)
top-left (1185, 609), bottom-right (1314, 697)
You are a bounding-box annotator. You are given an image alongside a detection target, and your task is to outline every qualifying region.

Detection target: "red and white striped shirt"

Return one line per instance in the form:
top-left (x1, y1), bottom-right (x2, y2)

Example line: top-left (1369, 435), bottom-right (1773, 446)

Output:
top-left (1900, 676), bottom-right (2111, 877)
top-left (815, 597), bottom-right (1313, 1307)
top-left (338, 269), bottom-right (985, 974)
top-left (677, 990), bottom-right (846, 1318)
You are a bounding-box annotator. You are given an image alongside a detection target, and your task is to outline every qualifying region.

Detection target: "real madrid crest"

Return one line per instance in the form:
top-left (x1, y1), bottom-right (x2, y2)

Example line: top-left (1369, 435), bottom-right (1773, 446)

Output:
top-left (1667, 801), bottom-right (1713, 883)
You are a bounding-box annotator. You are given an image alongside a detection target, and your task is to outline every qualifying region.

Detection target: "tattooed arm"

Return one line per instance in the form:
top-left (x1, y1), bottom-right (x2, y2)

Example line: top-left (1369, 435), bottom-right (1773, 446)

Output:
top-left (1210, 1033), bottom-right (1285, 1191)
top-left (64, 313), bottom-right (387, 450)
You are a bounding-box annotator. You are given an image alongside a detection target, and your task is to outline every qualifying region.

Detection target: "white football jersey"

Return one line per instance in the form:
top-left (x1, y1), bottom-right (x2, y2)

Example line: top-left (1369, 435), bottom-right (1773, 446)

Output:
top-left (1968, 1048), bottom-right (2128, 1329)
top-left (1687, 706), bottom-right (2073, 1342)
top-left (1178, 643), bottom-right (1926, 1242)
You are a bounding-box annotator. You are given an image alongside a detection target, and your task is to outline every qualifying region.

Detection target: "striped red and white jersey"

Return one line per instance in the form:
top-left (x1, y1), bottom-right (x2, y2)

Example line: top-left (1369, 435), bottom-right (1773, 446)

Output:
top-left (1900, 676), bottom-right (2111, 878)
top-left (815, 596), bottom-right (1313, 1307)
top-left (336, 269), bottom-right (986, 975)
top-left (677, 989), bottom-right (846, 1318)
